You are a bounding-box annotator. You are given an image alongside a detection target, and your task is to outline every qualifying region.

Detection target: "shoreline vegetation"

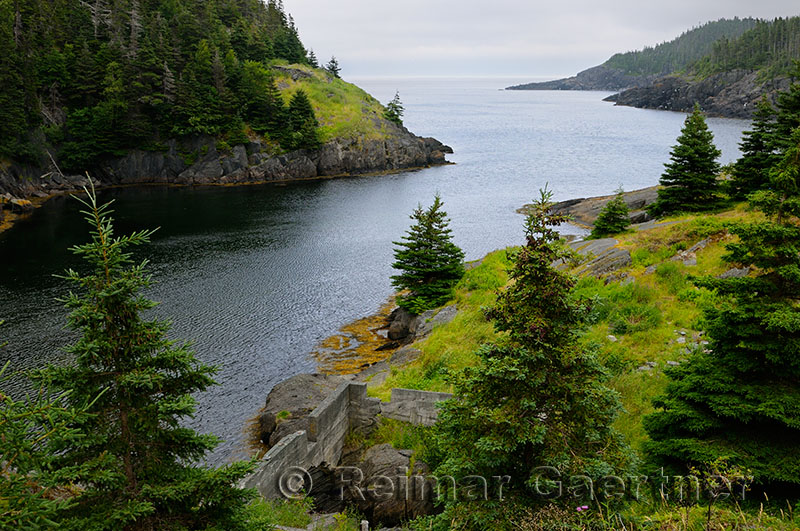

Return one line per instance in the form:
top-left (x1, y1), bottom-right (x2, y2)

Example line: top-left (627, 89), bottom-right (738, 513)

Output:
top-left (262, 185), bottom-right (789, 527)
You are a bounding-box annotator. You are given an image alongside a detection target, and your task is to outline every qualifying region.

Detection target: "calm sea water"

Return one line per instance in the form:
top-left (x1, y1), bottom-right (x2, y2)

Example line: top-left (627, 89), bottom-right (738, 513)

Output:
top-left (0, 78), bottom-right (749, 463)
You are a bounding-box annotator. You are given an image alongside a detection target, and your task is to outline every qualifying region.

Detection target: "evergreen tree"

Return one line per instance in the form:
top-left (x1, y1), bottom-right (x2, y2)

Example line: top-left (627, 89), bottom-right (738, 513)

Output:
top-left (0, 0), bottom-right (316, 165)
top-left (0, 358), bottom-right (105, 529)
top-left (729, 96), bottom-right (779, 198)
top-left (391, 195), bottom-right (465, 314)
top-left (774, 66), bottom-right (800, 152)
top-left (240, 60), bottom-right (286, 139)
top-left (434, 189), bottom-right (630, 502)
top-left (648, 104), bottom-right (722, 217)
top-left (306, 48), bottom-right (318, 68)
top-left (285, 89), bottom-right (320, 150)
top-left (383, 91), bottom-right (404, 126)
top-left (591, 187), bottom-right (631, 238)
top-left (36, 188), bottom-right (256, 530)
top-left (325, 56), bottom-right (340, 78)
top-left (644, 129), bottom-right (800, 488)
top-left (0, 4), bottom-right (29, 159)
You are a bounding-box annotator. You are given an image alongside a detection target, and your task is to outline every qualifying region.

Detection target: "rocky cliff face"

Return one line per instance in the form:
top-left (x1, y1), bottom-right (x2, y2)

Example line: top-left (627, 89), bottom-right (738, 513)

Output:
top-left (0, 120), bottom-right (452, 203)
top-left (506, 65), bottom-right (660, 92)
top-left (605, 70), bottom-right (790, 118)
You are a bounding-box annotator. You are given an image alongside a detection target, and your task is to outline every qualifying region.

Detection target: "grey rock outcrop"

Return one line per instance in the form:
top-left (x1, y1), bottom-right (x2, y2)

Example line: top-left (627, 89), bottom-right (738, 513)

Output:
top-left (386, 304), bottom-right (458, 342)
top-left (606, 70), bottom-right (792, 118)
top-left (0, 121), bottom-right (452, 206)
top-left (525, 186), bottom-right (659, 228)
top-left (353, 444), bottom-right (436, 526)
top-left (718, 267), bottom-right (750, 279)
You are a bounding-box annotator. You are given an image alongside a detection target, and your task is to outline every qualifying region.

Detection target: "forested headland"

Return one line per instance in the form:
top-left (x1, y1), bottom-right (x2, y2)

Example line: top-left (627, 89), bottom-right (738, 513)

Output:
top-left (508, 16), bottom-right (800, 118)
top-left (0, 0), bottom-right (450, 216)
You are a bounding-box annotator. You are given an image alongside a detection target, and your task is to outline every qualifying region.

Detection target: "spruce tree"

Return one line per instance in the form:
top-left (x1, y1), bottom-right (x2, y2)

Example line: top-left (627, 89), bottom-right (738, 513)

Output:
top-left (648, 104), bottom-right (722, 216)
top-left (325, 56), bottom-right (341, 78)
top-left (285, 89), bottom-right (320, 150)
top-left (774, 67), bottom-right (800, 152)
top-left (591, 187), bottom-right (631, 238)
top-left (644, 129), bottom-right (800, 488)
top-left (729, 96), bottom-right (779, 199)
top-left (0, 358), bottom-right (106, 529)
top-left (383, 91), bottom-right (404, 126)
top-left (307, 49), bottom-right (318, 68)
top-left (391, 195), bottom-right (465, 314)
top-left (434, 189), bottom-right (630, 501)
top-left (36, 188), bottom-right (256, 530)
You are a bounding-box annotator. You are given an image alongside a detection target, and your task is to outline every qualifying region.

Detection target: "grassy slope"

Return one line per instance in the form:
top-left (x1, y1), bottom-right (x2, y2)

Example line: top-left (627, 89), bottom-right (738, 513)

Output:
top-left (367, 204), bottom-right (798, 528)
top-left (271, 62), bottom-right (391, 143)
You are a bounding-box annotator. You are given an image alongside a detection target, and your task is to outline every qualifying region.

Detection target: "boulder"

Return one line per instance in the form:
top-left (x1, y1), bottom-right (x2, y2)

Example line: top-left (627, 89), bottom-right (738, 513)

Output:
top-left (415, 304), bottom-right (458, 337)
top-left (718, 267), bottom-right (750, 279)
top-left (577, 247), bottom-right (632, 277)
top-left (352, 444), bottom-right (436, 526)
top-left (387, 307), bottom-right (416, 340)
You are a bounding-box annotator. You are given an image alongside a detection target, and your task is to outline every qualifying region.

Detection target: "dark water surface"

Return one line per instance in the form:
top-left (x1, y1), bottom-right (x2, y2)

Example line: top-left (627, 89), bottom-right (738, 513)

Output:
top-left (0, 78), bottom-right (749, 463)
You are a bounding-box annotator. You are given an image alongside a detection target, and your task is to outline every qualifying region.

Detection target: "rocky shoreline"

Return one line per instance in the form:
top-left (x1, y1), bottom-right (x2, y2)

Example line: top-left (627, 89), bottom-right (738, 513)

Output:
top-left (507, 65), bottom-right (657, 92)
top-left (605, 70), bottom-right (790, 118)
top-left (507, 66), bottom-right (786, 119)
top-left (0, 121), bottom-right (452, 235)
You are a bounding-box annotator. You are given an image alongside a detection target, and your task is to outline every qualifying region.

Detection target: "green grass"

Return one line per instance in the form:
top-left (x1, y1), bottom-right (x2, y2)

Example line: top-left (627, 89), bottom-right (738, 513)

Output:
top-left (363, 206), bottom-right (800, 528)
top-left (368, 250), bottom-right (511, 401)
top-left (272, 64), bottom-right (389, 143)
top-left (243, 497), bottom-right (313, 529)
top-left (243, 498), bottom-right (365, 530)
top-left (369, 207), bottom-right (768, 459)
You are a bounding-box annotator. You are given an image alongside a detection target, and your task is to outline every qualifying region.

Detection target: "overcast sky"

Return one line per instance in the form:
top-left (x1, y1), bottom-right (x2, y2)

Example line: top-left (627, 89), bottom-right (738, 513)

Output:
top-left (286, 0), bottom-right (799, 79)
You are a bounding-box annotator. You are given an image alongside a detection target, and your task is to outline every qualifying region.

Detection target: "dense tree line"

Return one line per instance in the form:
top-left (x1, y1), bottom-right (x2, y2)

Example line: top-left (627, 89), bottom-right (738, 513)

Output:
top-left (0, 0), bottom-right (321, 170)
top-left (643, 73), bottom-right (800, 495)
top-left (693, 17), bottom-right (800, 78)
top-left (604, 18), bottom-right (757, 76)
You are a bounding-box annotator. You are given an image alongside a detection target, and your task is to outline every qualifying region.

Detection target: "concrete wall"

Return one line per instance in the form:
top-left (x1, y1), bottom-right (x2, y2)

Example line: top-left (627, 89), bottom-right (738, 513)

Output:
top-left (240, 383), bottom-right (452, 499)
top-left (381, 388), bottom-right (453, 426)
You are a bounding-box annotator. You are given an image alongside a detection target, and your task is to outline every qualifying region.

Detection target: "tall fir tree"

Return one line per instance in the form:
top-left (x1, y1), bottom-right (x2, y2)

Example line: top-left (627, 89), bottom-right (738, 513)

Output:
top-left (391, 194), bottom-right (465, 314)
top-left (36, 188), bottom-right (256, 530)
top-left (0, 357), bottom-right (106, 529)
top-left (591, 187), bottom-right (631, 238)
top-left (285, 89), bottom-right (320, 150)
top-left (644, 129), bottom-right (800, 488)
top-left (325, 56), bottom-right (340, 78)
top-left (729, 96), bottom-right (779, 199)
top-left (383, 91), bottom-right (404, 126)
top-left (0, 3), bottom-right (29, 159)
top-left (774, 66), bottom-right (800, 152)
top-left (434, 189), bottom-right (630, 503)
top-left (648, 104), bottom-right (722, 217)
top-left (306, 48), bottom-right (318, 68)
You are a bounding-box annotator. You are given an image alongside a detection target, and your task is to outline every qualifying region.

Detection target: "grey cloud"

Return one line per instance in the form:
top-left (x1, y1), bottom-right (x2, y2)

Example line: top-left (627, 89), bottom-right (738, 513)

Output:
top-left (287, 0), bottom-right (799, 77)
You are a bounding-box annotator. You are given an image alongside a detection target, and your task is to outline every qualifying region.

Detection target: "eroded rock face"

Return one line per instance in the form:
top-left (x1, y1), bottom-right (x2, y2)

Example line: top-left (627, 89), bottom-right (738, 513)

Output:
top-left (387, 304), bottom-right (458, 342)
top-left (0, 121), bottom-right (452, 201)
top-left (257, 373), bottom-right (347, 448)
top-left (606, 70), bottom-right (792, 118)
top-left (307, 445), bottom-right (438, 525)
top-left (351, 444), bottom-right (436, 527)
top-left (540, 186), bottom-right (659, 228)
